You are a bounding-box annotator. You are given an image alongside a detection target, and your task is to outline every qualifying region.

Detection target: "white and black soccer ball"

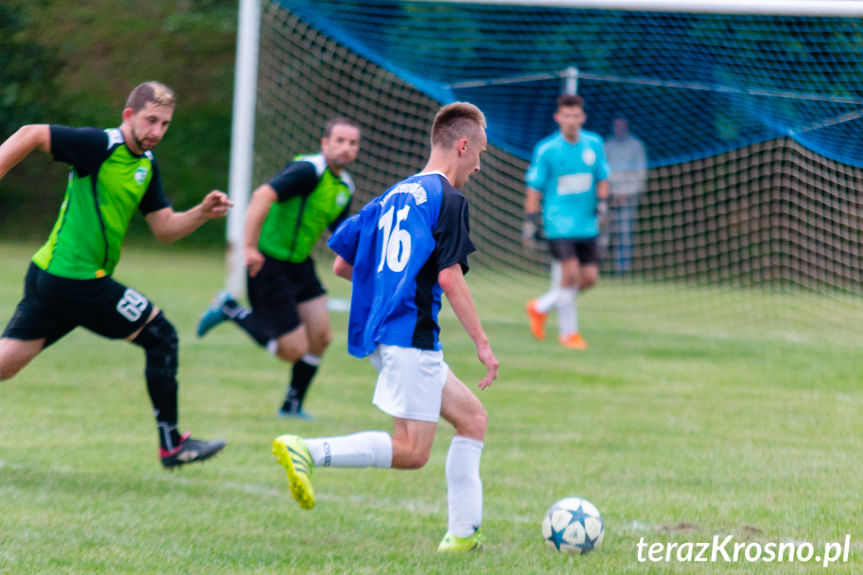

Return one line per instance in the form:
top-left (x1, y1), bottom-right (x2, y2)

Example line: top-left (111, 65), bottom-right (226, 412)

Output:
top-left (541, 496), bottom-right (604, 554)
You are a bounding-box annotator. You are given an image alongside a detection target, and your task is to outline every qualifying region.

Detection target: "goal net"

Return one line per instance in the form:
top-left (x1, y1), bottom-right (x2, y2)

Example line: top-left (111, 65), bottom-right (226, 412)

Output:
top-left (249, 0), bottom-right (863, 344)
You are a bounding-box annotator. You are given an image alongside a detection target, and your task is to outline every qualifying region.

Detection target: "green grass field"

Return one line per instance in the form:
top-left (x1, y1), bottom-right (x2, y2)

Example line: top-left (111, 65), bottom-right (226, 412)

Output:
top-left (2, 241), bottom-right (862, 574)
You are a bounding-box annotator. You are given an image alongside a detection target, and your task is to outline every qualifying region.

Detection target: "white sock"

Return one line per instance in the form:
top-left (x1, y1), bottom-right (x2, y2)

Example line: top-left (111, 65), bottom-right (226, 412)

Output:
top-left (535, 261), bottom-right (563, 313)
top-left (305, 431), bottom-right (393, 468)
top-left (558, 287), bottom-right (578, 337)
top-left (301, 353), bottom-right (322, 366)
top-left (535, 289), bottom-right (558, 314)
top-left (549, 260), bottom-right (563, 289)
top-left (446, 435), bottom-right (484, 537)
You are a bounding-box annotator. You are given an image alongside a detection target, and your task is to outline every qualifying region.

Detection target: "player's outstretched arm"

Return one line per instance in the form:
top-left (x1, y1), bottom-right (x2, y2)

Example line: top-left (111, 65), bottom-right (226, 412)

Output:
top-left (0, 125), bottom-right (51, 181)
top-left (439, 264), bottom-right (498, 390)
top-left (243, 184), bottom-right (278, 277)
top-left (145, 190), bottom-right (232, 244)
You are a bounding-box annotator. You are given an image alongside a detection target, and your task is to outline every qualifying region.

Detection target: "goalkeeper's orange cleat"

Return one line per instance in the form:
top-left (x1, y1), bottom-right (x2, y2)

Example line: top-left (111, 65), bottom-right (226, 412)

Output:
top-left (559, 333), bottom-right (588, 350)
top-left (526, 300), bottom-right (548, 340)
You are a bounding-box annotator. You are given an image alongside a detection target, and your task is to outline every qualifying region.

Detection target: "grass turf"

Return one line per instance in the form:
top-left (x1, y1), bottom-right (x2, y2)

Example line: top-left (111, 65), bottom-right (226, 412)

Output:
top-left (1, 241), bottom-right (862, 574)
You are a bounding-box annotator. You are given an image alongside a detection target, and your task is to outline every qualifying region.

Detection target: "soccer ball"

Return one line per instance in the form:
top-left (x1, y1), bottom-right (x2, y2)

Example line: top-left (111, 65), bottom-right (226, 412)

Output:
top-left (541, 496), bottom-right (604, 554)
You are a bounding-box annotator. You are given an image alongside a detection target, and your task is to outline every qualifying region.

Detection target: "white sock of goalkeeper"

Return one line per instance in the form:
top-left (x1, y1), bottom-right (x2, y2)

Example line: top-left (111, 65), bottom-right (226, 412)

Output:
top-left (535, 260), bottom-right (563, 313)
top-left (446, 435), bottom-right (484, 538)
top-left (305, 431), bottom-right (392, 468)
top-left (557, 286), bottom-right (578, 337)
top-left (535, 289), bottom-right (559, 314)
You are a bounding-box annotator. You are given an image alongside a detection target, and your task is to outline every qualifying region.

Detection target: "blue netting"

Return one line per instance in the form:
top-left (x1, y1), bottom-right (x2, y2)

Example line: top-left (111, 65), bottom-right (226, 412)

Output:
top-left (274, 1), bottom-right (863, 167)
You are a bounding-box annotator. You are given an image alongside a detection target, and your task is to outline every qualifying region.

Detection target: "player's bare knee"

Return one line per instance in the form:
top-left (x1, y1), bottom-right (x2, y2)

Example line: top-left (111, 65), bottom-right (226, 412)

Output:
top-left (0, 355), bottom-right (16, 380)
top-left (0, 364), bottom-right (19, 381)
top-left (308, 330), bottom-right (332, 355)
top-left (273, 337), bottom-right (307, 362)
top-left (470, 407), bottom-right (490, 440)
top-left (455, 406), bottom-right (488, 440)
top-left (392, 435), bottom-right (433, 469)
top-left (0, 338), bottom-right (44, 380)
top-left (274, 348), bottom-right (299, 362)
top-left (403, 447), bottom-right (432, 469)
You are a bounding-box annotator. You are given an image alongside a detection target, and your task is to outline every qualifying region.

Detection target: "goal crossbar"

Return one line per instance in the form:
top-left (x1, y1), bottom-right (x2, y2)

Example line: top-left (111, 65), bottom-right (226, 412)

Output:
top-left (411, 0), bottom-right (863, 16)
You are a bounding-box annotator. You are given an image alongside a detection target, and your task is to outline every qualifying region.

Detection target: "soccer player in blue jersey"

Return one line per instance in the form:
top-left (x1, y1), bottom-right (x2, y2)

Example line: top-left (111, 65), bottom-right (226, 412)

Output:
top-left (0, 82), bottom-right (230, 467)
top-left (523, 94), bottom-right (610, 349)
top-left (272, 102), bottom-right (498, 552)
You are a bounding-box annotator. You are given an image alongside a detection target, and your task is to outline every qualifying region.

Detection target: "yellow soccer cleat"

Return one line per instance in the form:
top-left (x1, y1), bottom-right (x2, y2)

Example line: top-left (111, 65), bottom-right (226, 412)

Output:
top-left (272, 434), bottom-right (316, 510)
top-left (438, 529), bottom-right (484, 552)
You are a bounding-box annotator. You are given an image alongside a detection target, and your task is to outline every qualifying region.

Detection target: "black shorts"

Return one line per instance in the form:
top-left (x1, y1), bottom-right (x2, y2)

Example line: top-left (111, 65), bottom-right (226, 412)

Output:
top-left (247, 254), bottom-right (325, 338)
top-left (549, 237), bottom-right (600, 265)
top-left (2, 263), bottom-right (154, 347)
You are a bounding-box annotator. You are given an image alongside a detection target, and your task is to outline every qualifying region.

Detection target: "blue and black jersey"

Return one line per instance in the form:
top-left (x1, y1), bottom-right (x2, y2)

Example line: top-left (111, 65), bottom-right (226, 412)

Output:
top-left (328, 171), bottom-right (475, 357)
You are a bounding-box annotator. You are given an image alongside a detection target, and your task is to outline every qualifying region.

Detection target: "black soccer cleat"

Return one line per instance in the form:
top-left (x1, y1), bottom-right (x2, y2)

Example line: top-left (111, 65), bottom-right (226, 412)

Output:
top-left (160, 432), bottom-right (227, 469)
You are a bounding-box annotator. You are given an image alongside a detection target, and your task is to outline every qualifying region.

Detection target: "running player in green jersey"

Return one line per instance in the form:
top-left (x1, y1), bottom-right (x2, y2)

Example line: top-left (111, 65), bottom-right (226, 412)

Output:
top-left (0, 81), bottom-right (231, 468)
top-left (196, 118), bottom-right (360, 419)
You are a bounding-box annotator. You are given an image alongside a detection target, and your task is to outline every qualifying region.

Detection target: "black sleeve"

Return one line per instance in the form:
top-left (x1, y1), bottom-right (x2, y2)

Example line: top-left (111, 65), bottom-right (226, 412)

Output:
top-left (328, 196), bottom-right (353, 233)
top-left (268, 161), bottom-right (320, 202)
top-left (433, 186), bottom-right (476, 274)
top-left (49, 126), bottom-right (111, 177)
top-left (138, 159), bottom-right (172, 215)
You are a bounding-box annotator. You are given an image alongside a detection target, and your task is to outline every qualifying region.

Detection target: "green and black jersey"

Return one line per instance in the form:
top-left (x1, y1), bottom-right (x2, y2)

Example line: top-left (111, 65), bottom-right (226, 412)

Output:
top-left (33, 126), bottom-right (171, 279)
top-left (258, 153), bottom-right (354, 263)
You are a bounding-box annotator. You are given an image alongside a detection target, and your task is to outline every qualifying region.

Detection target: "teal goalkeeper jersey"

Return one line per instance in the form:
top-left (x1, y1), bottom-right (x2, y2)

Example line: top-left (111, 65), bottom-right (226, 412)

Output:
top-left (525, 130), bottom-right (610, 239)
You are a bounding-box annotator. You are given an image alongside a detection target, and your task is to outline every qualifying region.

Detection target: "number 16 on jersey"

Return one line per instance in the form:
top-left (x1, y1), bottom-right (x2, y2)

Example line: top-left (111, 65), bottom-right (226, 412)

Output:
top-left (377, 205), bottom-right (412, 273)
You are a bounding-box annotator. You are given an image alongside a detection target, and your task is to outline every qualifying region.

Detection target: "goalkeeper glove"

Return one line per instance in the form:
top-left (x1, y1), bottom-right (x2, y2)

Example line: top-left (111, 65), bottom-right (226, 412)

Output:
top-left (522, 212), bottom-right (540, 250)
top-left (596, 198), bottom-right (609, 221)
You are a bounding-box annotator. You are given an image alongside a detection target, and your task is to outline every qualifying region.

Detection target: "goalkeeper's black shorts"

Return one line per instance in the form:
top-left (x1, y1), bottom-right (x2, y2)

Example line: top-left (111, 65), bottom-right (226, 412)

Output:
top-left (548, 237), bottom-right (600, 265)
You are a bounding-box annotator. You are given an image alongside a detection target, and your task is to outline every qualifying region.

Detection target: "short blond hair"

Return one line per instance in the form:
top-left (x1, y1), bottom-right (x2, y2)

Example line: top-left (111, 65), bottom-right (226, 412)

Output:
top-left (431, 102), bottom-right (486, 149)
top-left (125, 81), bottom-right (176, 112)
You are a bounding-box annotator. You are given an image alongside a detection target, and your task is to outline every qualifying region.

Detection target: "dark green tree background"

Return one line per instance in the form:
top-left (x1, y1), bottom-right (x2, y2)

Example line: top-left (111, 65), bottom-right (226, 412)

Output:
top-left (0, 0), bottom-right (237, 245)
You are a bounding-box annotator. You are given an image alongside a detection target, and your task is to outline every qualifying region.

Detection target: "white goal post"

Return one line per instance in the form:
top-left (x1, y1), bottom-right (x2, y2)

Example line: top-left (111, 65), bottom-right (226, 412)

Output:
top-left (226, 0), bottom-right (261, 298)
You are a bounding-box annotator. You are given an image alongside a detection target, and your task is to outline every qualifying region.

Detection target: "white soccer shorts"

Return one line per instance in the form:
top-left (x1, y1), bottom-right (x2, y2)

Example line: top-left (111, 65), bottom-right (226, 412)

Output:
top-left (369, 343), bottom-right (449, 422)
